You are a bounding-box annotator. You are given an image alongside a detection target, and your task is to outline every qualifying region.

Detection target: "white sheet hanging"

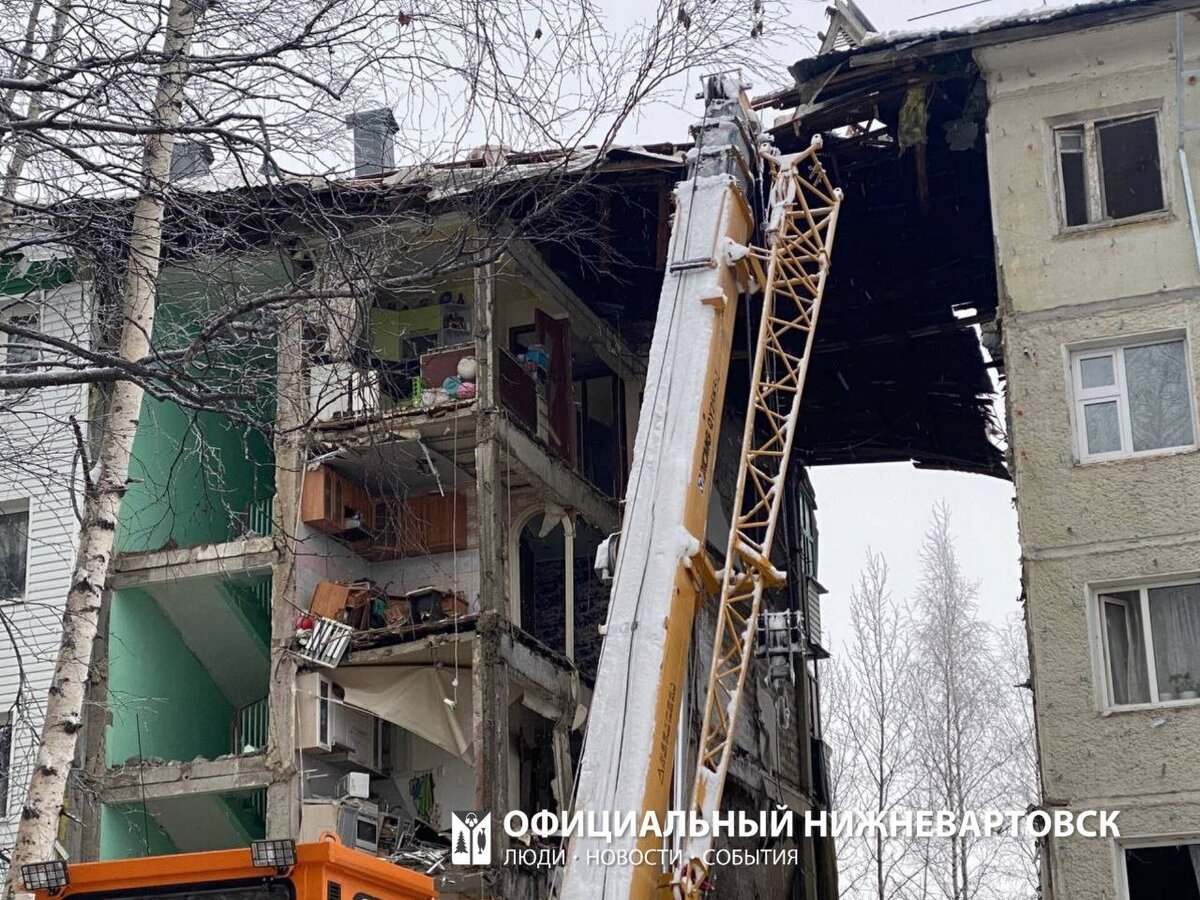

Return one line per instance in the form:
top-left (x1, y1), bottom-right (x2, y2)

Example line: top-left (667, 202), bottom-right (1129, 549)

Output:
top-left (334, 665), bottom-right (474, 764)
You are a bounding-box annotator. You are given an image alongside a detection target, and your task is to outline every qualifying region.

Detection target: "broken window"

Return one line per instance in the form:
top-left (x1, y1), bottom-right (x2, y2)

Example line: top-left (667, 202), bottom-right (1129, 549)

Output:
top-left (518, 513), bottom-right (567, 655)
top-left (1098, 582), bottom-right (1200, 708)
top-left (574, 373), bottom-right (626, 497)
top-left (1124, 842), bottom-right (1200, 900)
top-left (798, 480), bottom-right (818, 580)
top-left (515, 512), bottom-right (608, 672)
top-left (572, 521), bottom-right (608, 681)
top-left (0, 505), bottom-right (28, 600)
top-left (1070, 337), bottom-right (1195, 461)
top-left (1054, 113), bottom-right (1165, 228)
top-left (511, 707), bottom-right (558, 817)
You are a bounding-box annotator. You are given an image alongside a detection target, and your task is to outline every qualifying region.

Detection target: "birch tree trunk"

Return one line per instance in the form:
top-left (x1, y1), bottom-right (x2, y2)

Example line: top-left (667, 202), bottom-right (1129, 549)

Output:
top-left (5, 0), bottom-right (205, 892)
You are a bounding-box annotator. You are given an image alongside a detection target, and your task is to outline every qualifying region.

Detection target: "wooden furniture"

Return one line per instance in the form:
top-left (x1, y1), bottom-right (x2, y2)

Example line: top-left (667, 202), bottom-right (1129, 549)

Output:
top-left (405, 588), bottom-right (469, 624)
top-left (441, 593), bottom-right (469, 618)
top-left (302, 467), bottom-right (467, 560)
top-left (401, 492), bottom-right (467, 556)
top-left (301, 466), bottom-right (375, 535)
top-left (309, 580), bottom-right (372, 620)
top-left (356, 499), bottom-right (404, 561)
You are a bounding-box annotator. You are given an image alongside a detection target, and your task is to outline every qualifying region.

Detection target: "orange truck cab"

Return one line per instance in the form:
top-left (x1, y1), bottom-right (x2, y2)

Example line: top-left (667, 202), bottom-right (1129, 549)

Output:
top-left (25, 838), bottom-right (435, 900)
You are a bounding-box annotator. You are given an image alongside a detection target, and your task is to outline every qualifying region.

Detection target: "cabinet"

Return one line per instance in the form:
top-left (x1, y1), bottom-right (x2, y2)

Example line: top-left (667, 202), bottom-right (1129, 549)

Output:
top-left (401, 492), bottom-right (467, 556)
top-left (301, 467), bottom-right (467, 559)
top-left (356, 499), bottom-right (403, 561)
top-left (296, 673), bottom-right (383, 771)
top-left (309, 580), bottom-right (372, 619)
top-left (301, 466), bottom-right (374, 535)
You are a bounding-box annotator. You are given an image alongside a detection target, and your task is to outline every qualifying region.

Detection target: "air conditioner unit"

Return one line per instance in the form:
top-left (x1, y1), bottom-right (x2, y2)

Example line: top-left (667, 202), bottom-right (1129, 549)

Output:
top-left (297, 673), bottom-right (384, 772)
top-left (310, 362), bottom-right (380, 423)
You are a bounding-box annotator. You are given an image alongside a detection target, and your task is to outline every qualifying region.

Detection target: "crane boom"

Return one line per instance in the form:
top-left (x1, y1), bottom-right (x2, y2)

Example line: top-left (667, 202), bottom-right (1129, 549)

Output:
top-left (681, 137), bottom-right (842, 897)
top-left (558, 76), bottom-right (840, 900)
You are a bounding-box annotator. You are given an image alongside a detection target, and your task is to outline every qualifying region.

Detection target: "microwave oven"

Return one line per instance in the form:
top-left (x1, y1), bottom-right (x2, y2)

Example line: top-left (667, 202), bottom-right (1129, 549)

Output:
top-left (339, 801), bottom-right (380, 854)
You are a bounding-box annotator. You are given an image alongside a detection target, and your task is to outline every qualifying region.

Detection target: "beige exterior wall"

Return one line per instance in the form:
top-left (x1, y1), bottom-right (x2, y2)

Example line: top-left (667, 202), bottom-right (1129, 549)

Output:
top-left (980, 12), bottom-right (1200, 900)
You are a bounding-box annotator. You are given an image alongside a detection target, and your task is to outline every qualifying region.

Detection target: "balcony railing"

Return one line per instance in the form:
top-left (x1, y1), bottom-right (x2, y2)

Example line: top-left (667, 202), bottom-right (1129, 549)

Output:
top-left (231, 696), bottom-right (269, 754)
top-left (234, 495), bottom-right (274, 538)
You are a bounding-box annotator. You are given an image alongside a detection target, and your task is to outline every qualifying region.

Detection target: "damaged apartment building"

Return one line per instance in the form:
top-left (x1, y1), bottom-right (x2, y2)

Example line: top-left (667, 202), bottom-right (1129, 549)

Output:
top-left (25, 117), bottom-right (862, 899)
top-left (3, 7), bottom-right (1044, 898)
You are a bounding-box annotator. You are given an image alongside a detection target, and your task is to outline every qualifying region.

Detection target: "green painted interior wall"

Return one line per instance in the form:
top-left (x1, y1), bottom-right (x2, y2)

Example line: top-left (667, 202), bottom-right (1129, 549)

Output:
top-left (116, 401), bottom-right (274, 552)
top-left (222, 789), bottom-right (267, 840)
top-left (106, 588), bottom-right (233, 766)
top-left (221, 576), bottom-right (272, 647)
top-left (115, 255), bottom-right (286, 553)
top-left (99, 804), bottom-right (177, 861)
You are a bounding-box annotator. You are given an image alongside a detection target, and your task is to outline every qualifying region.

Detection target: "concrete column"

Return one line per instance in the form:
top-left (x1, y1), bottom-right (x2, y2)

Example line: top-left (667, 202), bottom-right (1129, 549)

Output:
top-left (472, 260), bottom-right (510, 889)
top-left (265, 307), bottom-right (305, 839)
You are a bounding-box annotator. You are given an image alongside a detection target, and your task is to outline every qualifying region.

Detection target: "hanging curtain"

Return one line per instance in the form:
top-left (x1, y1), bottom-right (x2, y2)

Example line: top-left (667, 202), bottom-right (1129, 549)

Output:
top-left (333, 665), bottom-right (475, 763)
top-left (1103, 593), bottom-right (1149, 704)
top-left (1149, 584), bottom-right (1200, 696)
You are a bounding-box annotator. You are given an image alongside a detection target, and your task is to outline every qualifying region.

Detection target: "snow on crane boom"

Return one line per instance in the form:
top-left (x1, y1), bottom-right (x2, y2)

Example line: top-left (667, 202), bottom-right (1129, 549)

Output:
top-left (558, 75), bottom-right (841, 900)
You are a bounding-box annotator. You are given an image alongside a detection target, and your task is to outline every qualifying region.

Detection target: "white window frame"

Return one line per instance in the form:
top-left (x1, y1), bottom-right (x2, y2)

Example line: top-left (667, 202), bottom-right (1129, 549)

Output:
top-left (1114, 834), bottom-right (1200, 900)
top-left (1050, 107), bottom-right (1169, 233)
top-left (1093, 575), bottom-right (1200, 712)
top-left (1066, 331), bottom-right (1198, 463)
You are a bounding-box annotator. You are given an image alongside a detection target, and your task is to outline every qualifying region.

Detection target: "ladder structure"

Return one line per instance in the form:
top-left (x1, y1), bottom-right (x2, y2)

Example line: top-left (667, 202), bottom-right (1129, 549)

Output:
top-left (558, 77), bottom-right (841, 900)
top-left (681, 138), bottom-right (842, 895)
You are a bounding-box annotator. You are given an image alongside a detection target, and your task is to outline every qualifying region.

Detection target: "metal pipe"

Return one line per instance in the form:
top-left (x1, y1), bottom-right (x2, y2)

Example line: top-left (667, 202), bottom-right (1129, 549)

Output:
top-left (1175, 15), bottom-right (1200, 274)
top-left (1178, 147), bottom-right (1200, 276)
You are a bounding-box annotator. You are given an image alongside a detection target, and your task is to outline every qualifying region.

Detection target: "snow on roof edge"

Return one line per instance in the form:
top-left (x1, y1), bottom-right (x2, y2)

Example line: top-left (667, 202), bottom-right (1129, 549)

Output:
top-left (812, 0), bottom-right (1171, 61)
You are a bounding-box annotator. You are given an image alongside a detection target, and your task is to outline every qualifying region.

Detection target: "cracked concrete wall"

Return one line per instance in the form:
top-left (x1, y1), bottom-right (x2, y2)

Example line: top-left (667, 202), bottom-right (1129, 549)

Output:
top-left (981, 12), bottom-right (1200, 900)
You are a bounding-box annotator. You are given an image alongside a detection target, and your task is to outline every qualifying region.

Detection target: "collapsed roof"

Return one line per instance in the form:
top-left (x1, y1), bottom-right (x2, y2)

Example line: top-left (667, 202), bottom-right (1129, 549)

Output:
top-left (753, 0), bottom-right (1200, 479)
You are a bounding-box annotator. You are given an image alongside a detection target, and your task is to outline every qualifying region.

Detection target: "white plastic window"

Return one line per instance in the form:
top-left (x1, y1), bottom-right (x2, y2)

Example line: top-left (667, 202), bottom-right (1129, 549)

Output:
top-left (1070, 337), bottom-right (1195, 461)
top-left (1098, 582), bottom-right (1200, 709)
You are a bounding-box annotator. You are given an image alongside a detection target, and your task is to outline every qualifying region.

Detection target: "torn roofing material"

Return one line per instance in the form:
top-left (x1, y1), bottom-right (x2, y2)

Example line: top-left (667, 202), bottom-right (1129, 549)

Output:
top-left (760, 3), bottom-right (1200, 479)
top-left (744, 0), bottom-right (1147, 478)
top-left (785, 0), bottom-right (1200, 96)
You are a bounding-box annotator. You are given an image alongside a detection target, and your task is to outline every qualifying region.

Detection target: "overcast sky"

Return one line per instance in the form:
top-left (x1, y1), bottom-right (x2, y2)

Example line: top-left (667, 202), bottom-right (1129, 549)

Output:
top-left (603, 0), bottom-right (1089, 644)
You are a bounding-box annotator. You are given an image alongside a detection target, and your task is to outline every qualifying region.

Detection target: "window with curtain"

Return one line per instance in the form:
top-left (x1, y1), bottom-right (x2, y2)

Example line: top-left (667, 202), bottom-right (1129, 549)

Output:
top-left (1099, 581), bottom-right (1200, 707)
top-left (1071, 336), bottom-right (1196, 461)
